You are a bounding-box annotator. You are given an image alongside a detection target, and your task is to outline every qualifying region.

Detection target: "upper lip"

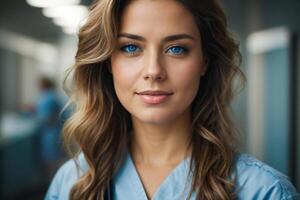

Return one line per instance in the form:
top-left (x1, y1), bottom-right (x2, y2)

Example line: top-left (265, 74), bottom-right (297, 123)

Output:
top-left (136, 90), bottom-right (173, 95)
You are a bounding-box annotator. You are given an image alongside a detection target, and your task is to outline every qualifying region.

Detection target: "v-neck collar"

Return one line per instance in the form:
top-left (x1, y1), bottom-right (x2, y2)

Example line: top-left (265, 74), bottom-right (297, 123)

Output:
top-left (113, 150), bottom-right (194, 200)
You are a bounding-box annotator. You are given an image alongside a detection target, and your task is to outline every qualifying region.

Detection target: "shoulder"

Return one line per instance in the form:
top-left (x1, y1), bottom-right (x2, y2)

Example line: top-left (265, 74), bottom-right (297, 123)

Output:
top-left (233, 153), bottom-right (300, 200)
top-left (44, 153), bottom-right (89, 200)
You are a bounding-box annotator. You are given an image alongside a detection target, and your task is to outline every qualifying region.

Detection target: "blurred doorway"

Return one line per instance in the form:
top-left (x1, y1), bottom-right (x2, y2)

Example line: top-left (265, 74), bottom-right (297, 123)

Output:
top-left (246, 27), bottom-right (297, 180)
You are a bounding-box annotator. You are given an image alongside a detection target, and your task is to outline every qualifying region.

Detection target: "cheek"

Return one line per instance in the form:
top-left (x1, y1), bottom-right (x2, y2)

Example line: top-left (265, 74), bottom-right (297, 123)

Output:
top-left (111, 55), bottom-right (138, 91)
top-left (180, 71), bottom-right (201, 103)
top-left (168, 58), bottom-right (203, 106)
top-left (110, 55), bottom-right (144, 110)
top-left (169, 58), bottom-right (203, 91)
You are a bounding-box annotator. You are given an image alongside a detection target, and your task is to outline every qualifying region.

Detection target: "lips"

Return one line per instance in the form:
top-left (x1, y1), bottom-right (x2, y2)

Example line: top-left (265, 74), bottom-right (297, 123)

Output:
top-left (136, 90), bottom-right (173, 104)
top-left (136, 90), bottom-right (173, 95)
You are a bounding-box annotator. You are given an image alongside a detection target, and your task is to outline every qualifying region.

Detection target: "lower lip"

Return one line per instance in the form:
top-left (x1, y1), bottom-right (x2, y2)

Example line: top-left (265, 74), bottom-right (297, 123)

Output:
top-left (138, 94), bottom-right (171, 104)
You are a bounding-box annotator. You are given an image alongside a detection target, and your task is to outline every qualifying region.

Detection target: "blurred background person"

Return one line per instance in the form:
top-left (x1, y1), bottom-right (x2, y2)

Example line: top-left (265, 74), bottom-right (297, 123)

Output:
top-left (36, 77), bottom-right (63, 180)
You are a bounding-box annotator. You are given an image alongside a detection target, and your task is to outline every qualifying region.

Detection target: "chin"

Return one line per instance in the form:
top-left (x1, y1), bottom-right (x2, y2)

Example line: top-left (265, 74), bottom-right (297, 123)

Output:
top-left (133, 111), bottom-right (180, 125)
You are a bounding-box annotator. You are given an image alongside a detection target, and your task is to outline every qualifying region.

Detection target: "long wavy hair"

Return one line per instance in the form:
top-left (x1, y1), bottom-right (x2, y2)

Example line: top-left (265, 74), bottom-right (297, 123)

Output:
top-left (63, 0), bottom-right (246, 199)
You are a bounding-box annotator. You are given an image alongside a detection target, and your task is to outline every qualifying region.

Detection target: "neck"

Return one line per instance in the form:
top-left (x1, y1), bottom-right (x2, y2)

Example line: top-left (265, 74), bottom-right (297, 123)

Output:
top-left (129, 109), bottom-right (192, 167)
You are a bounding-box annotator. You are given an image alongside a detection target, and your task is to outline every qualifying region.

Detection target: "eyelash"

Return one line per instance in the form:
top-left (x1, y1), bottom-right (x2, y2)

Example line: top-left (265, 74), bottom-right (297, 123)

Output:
top-left (166, 46), bottom-right (188, 55)
top-left (119, 43), bottom-right (189, 56)
top-left (120, 43), bottom-right (142, 55)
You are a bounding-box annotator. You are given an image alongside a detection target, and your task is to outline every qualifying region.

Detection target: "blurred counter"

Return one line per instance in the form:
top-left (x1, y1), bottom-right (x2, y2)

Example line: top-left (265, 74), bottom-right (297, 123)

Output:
top-left (0, 113), bottom-right (37, 146)
top-left (0, 113), bottom-right (43, 199)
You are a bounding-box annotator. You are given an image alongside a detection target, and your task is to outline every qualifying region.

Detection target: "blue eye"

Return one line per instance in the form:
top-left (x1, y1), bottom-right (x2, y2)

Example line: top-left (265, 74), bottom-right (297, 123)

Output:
top-left (121, 44), bottom-right (141, 54)
top-left (167, 46), bottom-right (187, 55)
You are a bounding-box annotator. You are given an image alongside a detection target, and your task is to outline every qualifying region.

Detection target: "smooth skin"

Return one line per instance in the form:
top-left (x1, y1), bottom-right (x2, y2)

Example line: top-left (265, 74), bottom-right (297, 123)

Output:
top-left (111, 0), bottom-right (207, 199)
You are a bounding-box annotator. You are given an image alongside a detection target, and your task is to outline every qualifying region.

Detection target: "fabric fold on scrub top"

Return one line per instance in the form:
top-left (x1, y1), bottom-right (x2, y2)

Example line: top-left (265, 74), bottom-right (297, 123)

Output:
top-left (45, 150), bottom-right (300, 200)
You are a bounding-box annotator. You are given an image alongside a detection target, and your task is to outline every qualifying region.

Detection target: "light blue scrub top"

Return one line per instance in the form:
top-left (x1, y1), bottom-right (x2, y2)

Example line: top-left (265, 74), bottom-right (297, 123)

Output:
top-left (45, 151), bottom-right (300, 200)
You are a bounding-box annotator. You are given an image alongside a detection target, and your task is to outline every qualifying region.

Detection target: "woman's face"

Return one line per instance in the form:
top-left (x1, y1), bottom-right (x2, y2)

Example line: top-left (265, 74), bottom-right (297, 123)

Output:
top-left (111, 0), bottom-right (207, 125)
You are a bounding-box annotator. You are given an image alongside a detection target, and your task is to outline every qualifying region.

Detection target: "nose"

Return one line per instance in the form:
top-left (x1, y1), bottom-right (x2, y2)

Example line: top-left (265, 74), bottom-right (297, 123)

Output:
top-left (143, 50), bottom-right (166, 82)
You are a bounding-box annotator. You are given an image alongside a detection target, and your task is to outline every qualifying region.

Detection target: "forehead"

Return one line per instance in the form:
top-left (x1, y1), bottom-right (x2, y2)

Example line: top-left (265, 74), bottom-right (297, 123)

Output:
top-left (119, 0), bottom-right (200, 38)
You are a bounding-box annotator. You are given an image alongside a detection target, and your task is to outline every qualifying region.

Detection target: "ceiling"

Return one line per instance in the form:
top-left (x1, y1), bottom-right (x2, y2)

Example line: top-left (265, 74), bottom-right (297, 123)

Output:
top-left (0, 0), bottom-right (92, 43)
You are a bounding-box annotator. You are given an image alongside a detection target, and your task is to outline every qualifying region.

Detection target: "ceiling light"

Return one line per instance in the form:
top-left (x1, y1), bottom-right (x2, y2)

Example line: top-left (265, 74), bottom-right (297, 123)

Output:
top-left (53, 15), bottom-right (88, 28)
top-left (42, 5), bottom-right (88, 18)
top-left (63, 27), bottom-right (79, 35)
top-left (26, 0), bottom-right (80, 8)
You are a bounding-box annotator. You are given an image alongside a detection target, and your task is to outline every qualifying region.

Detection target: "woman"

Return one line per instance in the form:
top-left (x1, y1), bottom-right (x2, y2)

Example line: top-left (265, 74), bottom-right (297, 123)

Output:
top-left (45, 0), bottom-right (299, 199)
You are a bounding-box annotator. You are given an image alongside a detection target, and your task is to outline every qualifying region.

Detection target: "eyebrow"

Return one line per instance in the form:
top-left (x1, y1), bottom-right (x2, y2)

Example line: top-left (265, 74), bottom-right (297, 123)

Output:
top-left (118, 33), bottom-right (195, 42)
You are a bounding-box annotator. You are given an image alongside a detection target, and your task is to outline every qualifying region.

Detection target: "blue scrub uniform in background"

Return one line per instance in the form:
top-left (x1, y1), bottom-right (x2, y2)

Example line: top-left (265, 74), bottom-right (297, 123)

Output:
top-left (36, 89), bottom-right (62, 163)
